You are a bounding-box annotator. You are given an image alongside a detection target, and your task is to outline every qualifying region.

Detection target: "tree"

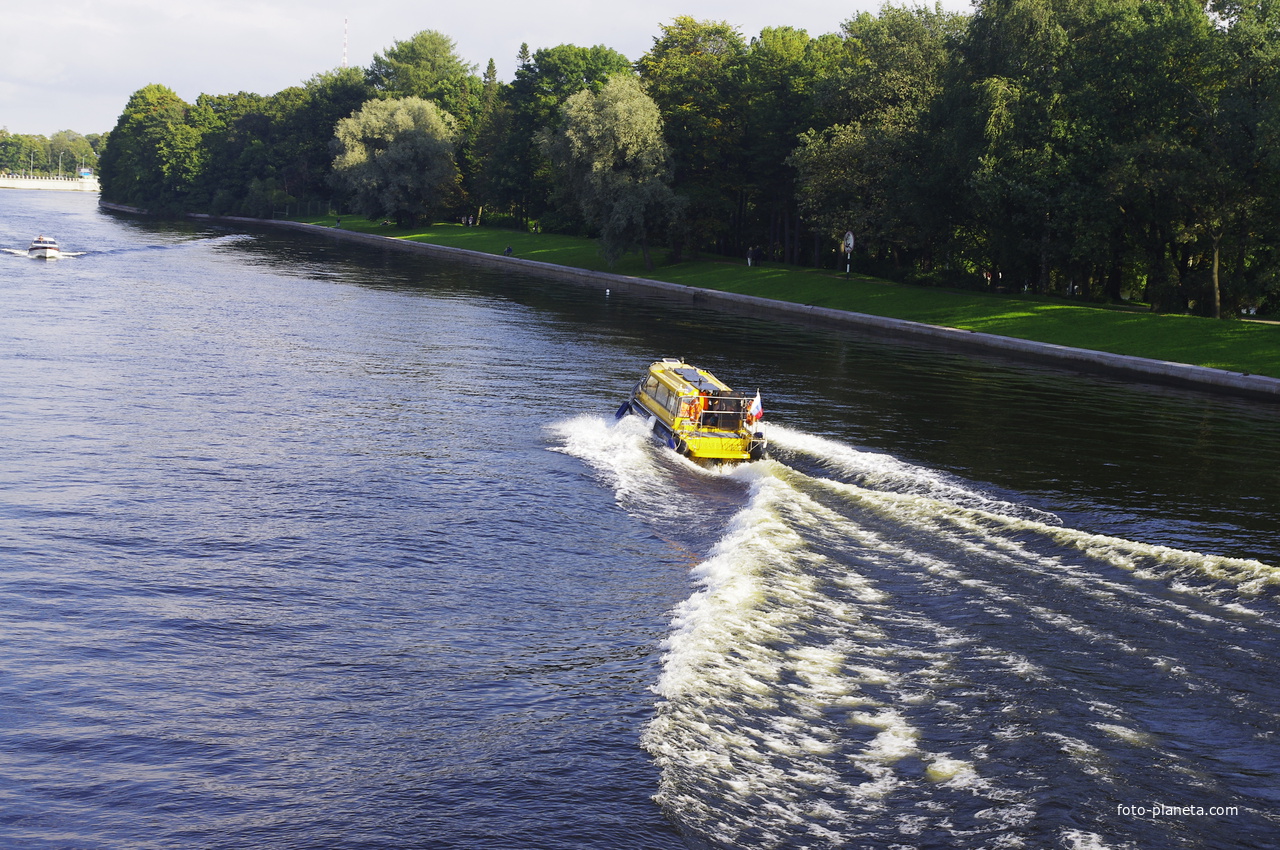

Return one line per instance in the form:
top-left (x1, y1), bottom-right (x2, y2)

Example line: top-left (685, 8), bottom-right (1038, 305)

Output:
top-left (741, 27), bottom-right (826, 265)
top-left (179, 68), bottom-right (375, 217)
top-left (489, 43), bottom-right (633, 229)
top-left (460, 58), bottom-right (504, 222)
top-left (367, 30), bottom-right (478, 107)
top-left (286, 68), bottom-right (377, 203)
top-left (98, 84), bottom-right (205, 211)
top-left (546, 74), bottom-right (679, 269)
top-left (793, 4), bottom-right (965, 272)
top-left (949, 0), bottom-right (1235, 309)
top-left (793, 121), bottom-right (909, 262)
top-left (638, 17), bottom-right (748, 256)
top-left (0, 130), bottom-right (50, 174)
top-left (1198, 0), bottom-right (1280, 316)
top-left (1079, 0), bottom-right (1228, 312)
top-left (330, 97), bottom-right (459, 225)
top-left (48, 131), bottom-right (97, 176)
top-left (186, 91), bottom-right (270, 213)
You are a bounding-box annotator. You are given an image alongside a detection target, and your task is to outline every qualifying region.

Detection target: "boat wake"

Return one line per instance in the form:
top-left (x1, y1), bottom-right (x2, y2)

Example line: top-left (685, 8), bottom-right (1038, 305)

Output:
top-left (549, 416), bottom-right (1280, 849)
top-left (2, 234), bottom-right (256, 260)
top-left (3, 247), bottom-right (89, 258)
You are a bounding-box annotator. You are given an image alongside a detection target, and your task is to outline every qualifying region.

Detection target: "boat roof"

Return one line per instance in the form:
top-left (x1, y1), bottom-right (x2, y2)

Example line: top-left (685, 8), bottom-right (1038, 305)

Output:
top-left (649, 360), bottom-right (733, 395)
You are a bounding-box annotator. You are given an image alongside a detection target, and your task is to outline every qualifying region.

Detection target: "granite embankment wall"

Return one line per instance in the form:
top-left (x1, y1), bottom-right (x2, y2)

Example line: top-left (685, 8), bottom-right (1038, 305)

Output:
top-left (2, 174), bottom-right (100, 192)
top-left (101, 204), bottom-right (1280, 401)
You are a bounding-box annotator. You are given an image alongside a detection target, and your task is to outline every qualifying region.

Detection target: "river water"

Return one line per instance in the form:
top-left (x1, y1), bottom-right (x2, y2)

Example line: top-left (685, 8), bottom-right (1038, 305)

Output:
top-left (1, 190), bottom-right (1277, 850)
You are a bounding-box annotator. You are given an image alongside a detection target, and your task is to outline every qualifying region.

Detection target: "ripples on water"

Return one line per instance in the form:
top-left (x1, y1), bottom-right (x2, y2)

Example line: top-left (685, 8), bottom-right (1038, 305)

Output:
top-left (557, 418), bottom-right (1280, 850)
top-left (2, 191), bottom-right (1278, 849)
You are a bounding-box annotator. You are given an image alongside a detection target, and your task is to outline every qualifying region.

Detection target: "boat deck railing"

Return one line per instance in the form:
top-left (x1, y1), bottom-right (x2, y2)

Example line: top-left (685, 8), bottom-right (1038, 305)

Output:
top-left (689, 395), bottom-right (758, 432)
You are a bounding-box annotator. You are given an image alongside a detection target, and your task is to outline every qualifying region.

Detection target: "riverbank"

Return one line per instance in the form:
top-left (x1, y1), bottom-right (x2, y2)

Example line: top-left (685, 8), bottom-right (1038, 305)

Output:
top-left (2, 174), bottom-right (99, 192)
top-left (100, 203), bottom-right (1280, 400)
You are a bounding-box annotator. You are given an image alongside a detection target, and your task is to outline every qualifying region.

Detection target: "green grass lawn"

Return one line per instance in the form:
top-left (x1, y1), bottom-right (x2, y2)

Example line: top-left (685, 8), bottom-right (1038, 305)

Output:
top-left (299, 215), bottom-right (1280, 380)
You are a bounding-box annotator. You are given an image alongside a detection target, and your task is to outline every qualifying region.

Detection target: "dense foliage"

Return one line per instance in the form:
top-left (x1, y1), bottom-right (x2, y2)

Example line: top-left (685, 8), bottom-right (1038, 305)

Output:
top-left (99, 71), bottom-right (374, 216)
top-left (330, 97), bottom-right (459, 225)
top-left (0, 128), bottom-right (104, 176)
top-left (544, 74), bottom-right (678, 269)
top-left (97, 1), bottom-right (1280, 315)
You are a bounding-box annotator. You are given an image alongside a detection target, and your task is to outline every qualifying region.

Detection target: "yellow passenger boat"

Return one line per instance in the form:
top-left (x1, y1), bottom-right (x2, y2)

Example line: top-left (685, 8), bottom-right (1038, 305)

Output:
top-left (616, 359), bottom-right (766, 462)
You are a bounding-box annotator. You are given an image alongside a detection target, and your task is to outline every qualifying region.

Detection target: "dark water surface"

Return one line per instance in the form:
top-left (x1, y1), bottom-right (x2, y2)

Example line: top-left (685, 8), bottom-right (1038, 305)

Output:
top-left (1, 191), bottom-right (1277, 849)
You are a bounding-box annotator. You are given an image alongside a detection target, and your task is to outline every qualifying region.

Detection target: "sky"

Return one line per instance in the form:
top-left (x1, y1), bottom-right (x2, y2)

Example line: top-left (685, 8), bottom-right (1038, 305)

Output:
top-left (1, 0), bottom-right (975, 138)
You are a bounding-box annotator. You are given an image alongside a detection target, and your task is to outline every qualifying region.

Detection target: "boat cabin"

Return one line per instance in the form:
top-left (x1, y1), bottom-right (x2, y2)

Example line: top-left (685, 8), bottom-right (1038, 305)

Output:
top-left (621, 358), bottom-right (766, 462)
top-left (640, 360), bottom-right (751, 432)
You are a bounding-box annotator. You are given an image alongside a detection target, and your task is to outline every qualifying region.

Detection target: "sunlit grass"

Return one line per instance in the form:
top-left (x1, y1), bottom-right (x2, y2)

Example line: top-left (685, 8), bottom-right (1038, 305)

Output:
top-left (296, 215), bottom-right (1280, 379)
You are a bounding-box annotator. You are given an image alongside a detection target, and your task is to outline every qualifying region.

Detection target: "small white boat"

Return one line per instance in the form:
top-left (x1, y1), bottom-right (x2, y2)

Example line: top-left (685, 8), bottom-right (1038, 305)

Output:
top-left (28, 235), bottom-right (60, 259)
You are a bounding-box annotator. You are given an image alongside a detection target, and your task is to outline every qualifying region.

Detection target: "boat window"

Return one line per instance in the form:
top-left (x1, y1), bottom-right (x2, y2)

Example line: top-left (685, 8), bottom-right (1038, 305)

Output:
top-left (698, 395), bottom-right (747, 430)
top-left (652, 384), bottom-right (678, 414)
top-left (704, 411), bottom-right (744, 430)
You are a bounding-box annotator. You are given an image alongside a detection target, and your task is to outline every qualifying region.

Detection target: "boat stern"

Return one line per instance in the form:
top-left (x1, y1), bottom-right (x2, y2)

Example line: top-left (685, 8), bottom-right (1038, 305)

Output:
top-left (673, 428), bottom-right (767, 462)
top-left (620, 359), bottom-right (767, 463)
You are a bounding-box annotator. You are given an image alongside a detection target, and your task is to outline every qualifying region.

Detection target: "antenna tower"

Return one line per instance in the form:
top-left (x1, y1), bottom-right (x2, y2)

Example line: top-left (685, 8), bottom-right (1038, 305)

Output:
top-left (343, 18), bottom-right (349, 68)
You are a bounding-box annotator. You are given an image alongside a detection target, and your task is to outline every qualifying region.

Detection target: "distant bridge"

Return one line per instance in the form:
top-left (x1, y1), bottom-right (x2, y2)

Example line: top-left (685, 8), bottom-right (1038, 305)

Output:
top-left (0, 173), bottom-right (100, 192)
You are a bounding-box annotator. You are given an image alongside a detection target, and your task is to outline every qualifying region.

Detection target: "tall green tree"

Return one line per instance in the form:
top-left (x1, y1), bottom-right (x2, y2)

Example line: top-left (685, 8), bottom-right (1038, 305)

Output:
top-left (962, 0), bottom-right (1077, 292)
top-left (367, 30), bottom-right (482, 212)
top-left (741, 27), bottom-right (828, 264)
top-left (48, 131), bottom-right (98, 176)
top-left (793, 4), bottom-right (964, 271)
top-left (546, 74), bottom-right (679, 269)
top-left (1085, 0), bottom-right (1225, 312)
top-left (99, 84), bottom-right (206, 211)
top-left (1198, 0), bottom-right (1280, 315)
top-left (187, 91), bottom-right (271, 213)
top-left (187, 68), bottom-right (375, 217)
top-left (638, 17), bottom-right (748, 256)
top-left (460, 58), bottom-right (504, 222)
top-left (330, 97), bottom-right (459, 225)
top-left (486, 43), bottom-right (633, 229)
top-left (0, 130), bottom-right (50, 174)
top-left (367, 30), bottom-right (478, 110)
top-left (286, 68), bottom-right (377, 203)
top-left (952, 0), bottom-right (1232, 309)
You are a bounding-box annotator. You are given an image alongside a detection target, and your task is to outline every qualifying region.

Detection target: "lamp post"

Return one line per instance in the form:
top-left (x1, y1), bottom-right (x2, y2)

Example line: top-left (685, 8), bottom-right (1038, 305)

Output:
top-left (843, 231), bottom-right (855, 279)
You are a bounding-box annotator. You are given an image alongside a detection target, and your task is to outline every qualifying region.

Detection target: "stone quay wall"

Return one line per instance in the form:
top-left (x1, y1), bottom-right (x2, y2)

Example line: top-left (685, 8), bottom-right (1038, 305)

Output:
top-left (1, 174), bottom-right (100, 192)
top-left (99, 205), bottom-right (1280, 402)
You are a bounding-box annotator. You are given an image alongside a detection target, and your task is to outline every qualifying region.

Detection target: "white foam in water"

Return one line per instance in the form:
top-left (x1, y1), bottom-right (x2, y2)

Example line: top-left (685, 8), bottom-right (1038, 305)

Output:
top-left (1043, 526), bottom-right (1280, 600)
top-left (794, 458), bottom-right (1278, 617)
top-left (1060, 830), bottom-right (1123, 850)
top-left (638, 468), bottom-right (1025, 846)
top-left (1091, 722), bottom-right (1157, 748)
top-left (848, 708), bottom-right (920, 762)
top-left (548, 413), bottom-right (756, 527)
top-left (547, 414), bottom-right (696, 526)
top-left (925, 756), bottom-right (978, 784)
top-left (553, 415), bottom-right (1273, 847)
top-left (763, 422), bottom-right (1062, 524)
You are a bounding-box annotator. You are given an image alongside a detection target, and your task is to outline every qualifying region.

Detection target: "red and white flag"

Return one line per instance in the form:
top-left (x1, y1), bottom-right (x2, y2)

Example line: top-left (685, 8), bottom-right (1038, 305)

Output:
top-left (748, 391), bottom-right (763, 421)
